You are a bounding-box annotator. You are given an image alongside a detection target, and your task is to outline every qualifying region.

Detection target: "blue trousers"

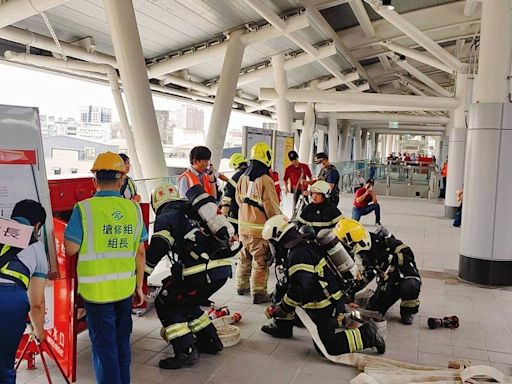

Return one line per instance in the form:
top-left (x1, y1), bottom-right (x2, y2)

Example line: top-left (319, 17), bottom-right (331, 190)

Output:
top-left (352, 203), bottom-right (381, 223)
top-left (84, 297), bottom-right (133, 384)
top-left (0, 284), bottom-right (30, 384)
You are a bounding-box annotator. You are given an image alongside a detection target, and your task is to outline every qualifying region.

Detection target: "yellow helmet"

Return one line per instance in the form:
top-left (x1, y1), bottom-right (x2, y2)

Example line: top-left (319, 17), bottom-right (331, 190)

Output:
top-left (262, 215), bottom-right (294, 242)
top-left (229, 153), bottom-right (248, 170)
top-left (250, 142), bottom-right (273, 167)
top-left (151, 181), bottom-right (180, 212)
top-left (334, 218), bottom-right (371, 254)
top-left (90, 151), bottom-right (126, 174)
top-left (310, 180), bottom-right (331, 196)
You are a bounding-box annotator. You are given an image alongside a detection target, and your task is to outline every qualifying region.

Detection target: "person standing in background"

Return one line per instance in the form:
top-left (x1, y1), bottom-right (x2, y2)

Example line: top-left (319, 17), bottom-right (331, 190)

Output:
top-left (119, 154), bottom-right (141, 203)
top-left (313, 152), bottom-right (340, 207)
top-left (283, 150), bottom-right (312, 208)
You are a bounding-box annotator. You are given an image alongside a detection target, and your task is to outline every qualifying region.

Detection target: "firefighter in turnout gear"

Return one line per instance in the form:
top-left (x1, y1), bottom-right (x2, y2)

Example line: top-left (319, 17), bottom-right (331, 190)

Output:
top-left (220, 153), bottom-right (248, 234)
top-left (236, 142), bottom-right (281, 304)
top-left (145, 182), bottom-right (238, 370)
top-left (260, 215), bottom-right (386, 356)
top-left (334, 219), bottom-right (421, 325)
top-left (298, 180), bottom-right (343, 234)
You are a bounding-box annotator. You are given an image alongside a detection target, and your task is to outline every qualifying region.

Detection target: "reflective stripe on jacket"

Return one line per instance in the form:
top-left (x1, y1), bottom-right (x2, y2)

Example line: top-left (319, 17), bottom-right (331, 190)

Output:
top-left (0, 244), bottom-right (30, 289)
top-left (77, 196), bottom-right (143, 303)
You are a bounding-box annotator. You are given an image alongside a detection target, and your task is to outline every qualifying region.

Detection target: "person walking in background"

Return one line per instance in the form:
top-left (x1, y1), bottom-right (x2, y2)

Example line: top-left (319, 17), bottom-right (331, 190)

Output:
top-left (236, 142), bottom-right (281, 304)
top-left (0, 200), bottom-right (48, 384)
top-left (283, 150), bottom-right (312, 208)
top-left (64, 152), bottom-right (147, 384)
top-left (351, 170), bottom-right (366, 193)
top-left (352, 178), bottom-right (381, 225)
top-left (313, 152), bottom-right (340, 207)
top-left (453, 187), bottom-right (463, 227)
top-left (439, 156), bottom-right (448, 198)
top-left (119, 154), bottom-right (141, 203)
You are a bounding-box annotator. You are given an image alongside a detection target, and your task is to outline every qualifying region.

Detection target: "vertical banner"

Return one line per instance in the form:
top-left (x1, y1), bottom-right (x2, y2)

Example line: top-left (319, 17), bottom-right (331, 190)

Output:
top-left (273, 130), bottom-right (295, 177)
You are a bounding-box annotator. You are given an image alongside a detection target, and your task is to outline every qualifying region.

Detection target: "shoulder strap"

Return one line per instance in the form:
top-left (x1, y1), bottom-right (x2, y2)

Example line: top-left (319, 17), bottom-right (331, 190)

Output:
top-left (0, 244), bottom-right (21, 270)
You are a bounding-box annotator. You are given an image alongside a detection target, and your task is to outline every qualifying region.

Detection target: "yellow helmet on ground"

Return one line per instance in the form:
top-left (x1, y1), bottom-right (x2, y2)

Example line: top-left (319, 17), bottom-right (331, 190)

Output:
top-left (151, 181), bottom-right (180, 212)
top-left (250, 142), bottom-right (273, 167)
top-left (229, 153), bottom-right (248, 170)
top-left (262, 215), bottom-right (294, 242)
top-left (310, 180), bottom-right (331, 196)
top-left (90, 152), bottom-right (126, 174)
top-left (334, 218), bottom-right (371, 254)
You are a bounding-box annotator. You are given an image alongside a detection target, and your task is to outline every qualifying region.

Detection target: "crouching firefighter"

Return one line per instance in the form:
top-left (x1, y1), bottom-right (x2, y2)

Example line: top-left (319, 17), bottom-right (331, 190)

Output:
top-left (334, 219), bottom-right (421, 325)
top-left (260, 215), bottom-right (385, 356)
top-left (145, 182), bottom-right (239, 369)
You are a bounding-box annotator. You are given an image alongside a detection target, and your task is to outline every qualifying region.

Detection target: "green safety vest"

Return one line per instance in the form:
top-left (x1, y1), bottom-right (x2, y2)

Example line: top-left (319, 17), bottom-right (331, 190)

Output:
top-left (77, 196), bottom-right (143, 303)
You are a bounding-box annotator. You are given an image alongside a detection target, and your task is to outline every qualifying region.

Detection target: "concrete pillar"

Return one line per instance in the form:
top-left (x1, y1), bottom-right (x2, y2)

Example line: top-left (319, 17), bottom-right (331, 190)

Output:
top-left (371, 132), bottom-right (377, 161)
top-left (385, 134), bottom-right (393, 159)
top-left (459, 0), bottom-right (512, 286)
top-left (445, 74), bottom-right (472, 218)
top-left (206, 29), bottom-right (246, 168)
top-left (361, 129), bottom-right (369, 159)
top-left (104, 0), bottom-right (167, 182)
top-left (337, 127), bottom-right (343, 162)
top-left (328, 113), bottom-right (338, 162)
top-left (340, 120), bottom-right (351, 161)
top-left (272, 53), bottom-right (291, 132)
top-left (380, 135), bottom-right (387, 162)
top-left (299, 80), bottom-right (319, 162)
top-left (353, 126), bottom-right (362, 160)
top-left (317, 129), bottom-right (325, 153)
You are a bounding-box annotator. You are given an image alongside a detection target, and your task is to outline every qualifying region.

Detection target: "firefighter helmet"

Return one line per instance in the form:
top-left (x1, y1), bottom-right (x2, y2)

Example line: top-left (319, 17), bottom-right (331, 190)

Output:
top-left (229, 153), bottom-right (248, 170)
top-left (90, 152), bottom-right (126, 174)
top-left (250, 142), bottom-right (273, 167)
top-left (151, 181), bottom-right (180, 212)
top-left (262, 215), bottom-right (294, 242)
top-left (334, 218), bottom-right (371, 254)
top-left (310, 180), bottom-right (331, 196)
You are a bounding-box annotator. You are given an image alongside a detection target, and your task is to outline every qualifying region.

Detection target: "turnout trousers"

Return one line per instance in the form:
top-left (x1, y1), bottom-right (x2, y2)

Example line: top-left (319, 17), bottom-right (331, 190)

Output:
top-left (367, 277), bottom-right (421, 316)
top-left (236, 234), bottom-right (270, 296)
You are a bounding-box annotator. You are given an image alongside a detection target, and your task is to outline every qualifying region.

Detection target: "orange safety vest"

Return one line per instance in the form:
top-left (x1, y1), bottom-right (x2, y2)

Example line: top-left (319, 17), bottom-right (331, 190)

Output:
top-left (441, 163), bottom-right (448, 177)
top-left (178, 169), bottom-right (214, 196)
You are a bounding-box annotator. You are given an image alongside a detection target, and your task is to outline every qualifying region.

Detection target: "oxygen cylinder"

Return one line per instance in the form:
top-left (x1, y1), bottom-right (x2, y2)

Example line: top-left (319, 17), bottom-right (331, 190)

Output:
top-left (186, 184), bottom-right (235, 243)
top-left (317, 228), bottom-right (359, 279)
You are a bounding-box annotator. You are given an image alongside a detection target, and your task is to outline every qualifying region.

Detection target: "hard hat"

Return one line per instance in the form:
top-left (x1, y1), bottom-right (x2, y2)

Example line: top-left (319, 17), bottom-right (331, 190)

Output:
top-left (229, 153), bottom-right (248, 170)
top-left (310, 180), bottom-right (331, 196)
top-left (151, 181), bottom-right (180, 212)
top-left (250, 142), bottom-right (273, 167)
top-left (90, 152), bottom-right (126, 174)
top-left (334, 218), bottom-right (371, 254)
top-left (262, 215), bottom-right (294, 242)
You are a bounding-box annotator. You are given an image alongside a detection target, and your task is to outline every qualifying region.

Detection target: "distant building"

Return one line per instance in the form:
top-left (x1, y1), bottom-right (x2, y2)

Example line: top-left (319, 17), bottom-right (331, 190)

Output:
top-left (176, 104), bottom-right (204, 132)
top-left (80, 105), bottom-right (112, 125)
top-left (155, 110), bottom-right (175, 145)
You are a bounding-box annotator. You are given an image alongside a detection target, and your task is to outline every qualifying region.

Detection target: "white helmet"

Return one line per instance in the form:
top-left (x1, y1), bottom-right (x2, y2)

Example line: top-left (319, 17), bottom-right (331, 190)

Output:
top-left (151, 181), bottom-right (180, 212)
top-left (262, 215), bottom-right (295, 242)
top-left (310, 180), bottom-right (331, 196)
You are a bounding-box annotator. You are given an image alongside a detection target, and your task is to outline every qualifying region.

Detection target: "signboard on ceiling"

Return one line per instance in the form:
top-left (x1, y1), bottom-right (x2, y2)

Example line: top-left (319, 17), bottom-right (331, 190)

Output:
top-left (273, 130), bottom-right (295, 177)
top-left (242, 126), bottom-right (273, 159)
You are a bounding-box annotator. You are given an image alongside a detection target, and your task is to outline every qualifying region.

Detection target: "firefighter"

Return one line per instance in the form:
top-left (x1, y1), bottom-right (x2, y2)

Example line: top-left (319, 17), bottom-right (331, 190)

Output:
top-left (334, 218), bottom-right (421, 325)
top-left (235, 142), bottom-right (281, 304)
top-left (145, 182), bottom-right (238, 370)
top-left (219, 153), bottom-right (248, 234)
top-left (260, 215), bottom-right (385, 356)
top-left (298, 180), bottom-right (343, 234)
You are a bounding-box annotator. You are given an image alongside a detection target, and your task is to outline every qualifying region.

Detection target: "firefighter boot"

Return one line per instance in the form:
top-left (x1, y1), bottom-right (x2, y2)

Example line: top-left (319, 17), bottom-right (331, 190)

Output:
top-left (253, 293), bottom-right (270, 304)
top-left (261, 319), bottom-right (293, 339)
top-left (363, 320), bottom-right (386, 355)
top-left (159, 345), bottom-right (199, 370)
top-left (196, 324), bottom-right (224, 355)
top-left (401, 313), bottom-right (415, 325)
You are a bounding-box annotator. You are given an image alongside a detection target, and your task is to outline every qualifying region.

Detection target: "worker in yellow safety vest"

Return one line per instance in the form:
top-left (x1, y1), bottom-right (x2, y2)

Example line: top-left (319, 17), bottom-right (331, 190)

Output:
top-left (64, 151), bottom-right (147, 384)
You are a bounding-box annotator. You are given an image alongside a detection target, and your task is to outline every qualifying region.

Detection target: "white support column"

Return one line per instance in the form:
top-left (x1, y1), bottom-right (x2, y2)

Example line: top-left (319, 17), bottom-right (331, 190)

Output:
top-left (299, 81), bottom-right (319, 163)
top-left (353, 126), bottom-right (362, 161)
top-left (328, 113), bottom-right (338, 162)
top-left (459, 0), bottom-right (512, 286)
top-left (317, 129), bottom-right (325, 153)
top-left (103, 0), bottom-right (167, 183)
top-left (380, 135), bottom-right (388, 162)
top-left (340, 120), bottom-right (351, 161)
top-left (272, 54), bottom-right (291, 132)
top-left (361, 129), bottom-right (369, 160)
top-left (370, 132), bottom-right (377, 161)
top-left (385, 134), bottom-right (393, 158)
top-left (205, 30), bottom-right (246, 168)
top-left (445, 74), bottom-right (472, 218)
top-left (337, 127), bottom-right (344, 162)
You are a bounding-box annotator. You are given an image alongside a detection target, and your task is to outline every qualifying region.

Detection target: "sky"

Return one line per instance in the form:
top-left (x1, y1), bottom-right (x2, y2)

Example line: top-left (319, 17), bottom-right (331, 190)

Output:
top-left (0, 61), bottom-right (269, 133)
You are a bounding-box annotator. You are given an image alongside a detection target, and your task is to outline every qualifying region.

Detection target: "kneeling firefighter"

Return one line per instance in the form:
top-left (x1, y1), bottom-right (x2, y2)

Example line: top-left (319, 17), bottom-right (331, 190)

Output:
top-left (145, 182), bottom-right (239, 369)
top-left (261, 215), bottom-right (385, 356)
top-left (334, 219), bottom-right (421, 325)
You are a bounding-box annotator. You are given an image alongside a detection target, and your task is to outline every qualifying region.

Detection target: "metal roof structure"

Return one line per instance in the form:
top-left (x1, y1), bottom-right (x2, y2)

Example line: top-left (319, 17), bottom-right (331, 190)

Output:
top-left (0, 0), bottom-right (481, 120)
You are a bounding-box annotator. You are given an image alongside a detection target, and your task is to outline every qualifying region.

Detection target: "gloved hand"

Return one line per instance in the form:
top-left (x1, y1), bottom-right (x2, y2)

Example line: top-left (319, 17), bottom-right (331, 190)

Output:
top-left (264, 302), bottom-right (294, 319)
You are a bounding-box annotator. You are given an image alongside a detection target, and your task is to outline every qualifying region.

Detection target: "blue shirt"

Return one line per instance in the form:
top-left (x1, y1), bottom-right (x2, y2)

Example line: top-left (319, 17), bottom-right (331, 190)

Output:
top-left (64, 191), bottom-right (148, 245)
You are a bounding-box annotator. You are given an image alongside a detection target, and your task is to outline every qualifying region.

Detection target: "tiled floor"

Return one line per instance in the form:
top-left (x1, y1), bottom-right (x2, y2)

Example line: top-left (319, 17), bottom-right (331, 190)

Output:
top-left (20, 195), bottom-right (512, 383)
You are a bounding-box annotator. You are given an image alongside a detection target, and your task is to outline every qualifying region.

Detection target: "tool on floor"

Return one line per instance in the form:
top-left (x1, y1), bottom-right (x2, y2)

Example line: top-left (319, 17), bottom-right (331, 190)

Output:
top-left (208, 304), bottom-right (242, 323)
top-left (427, 315), bottom-right (459, 329)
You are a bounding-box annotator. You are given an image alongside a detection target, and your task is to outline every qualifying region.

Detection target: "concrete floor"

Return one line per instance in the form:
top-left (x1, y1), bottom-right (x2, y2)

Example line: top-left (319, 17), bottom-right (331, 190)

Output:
top-left (19, 195), bottom-right (512, 383)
